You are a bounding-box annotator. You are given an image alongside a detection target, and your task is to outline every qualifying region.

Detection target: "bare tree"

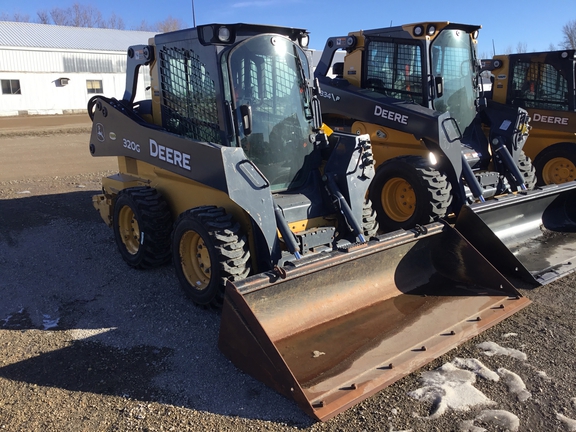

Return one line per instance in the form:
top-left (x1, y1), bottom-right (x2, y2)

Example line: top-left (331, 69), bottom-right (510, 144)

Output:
top-left (156, 16), bottom-right (185, 32)
top-left (106, 13), bottom-right (125, 30)
top-left (561, 19), bottom-right (576, 49)
top-left (516, 41), bottom-right (528, 53)
top-left (2, 4), bottom-right (183, 31)
top-left (132, 16), bottom-right (184, 32)
top-left (49, 8), bottom-right (69, 26)
top-left (548, 42), bottom-right (557, 51)
top-left (37, 10), bottom-right (51, 24)
top-left (133, 20), bottom-right (155, 31)
top-left (0, 12), bottom-right (31, 22)
top-left (12, 13), bottom-right (31, 22)
top-left (48, 3), bottom-right (104, 27)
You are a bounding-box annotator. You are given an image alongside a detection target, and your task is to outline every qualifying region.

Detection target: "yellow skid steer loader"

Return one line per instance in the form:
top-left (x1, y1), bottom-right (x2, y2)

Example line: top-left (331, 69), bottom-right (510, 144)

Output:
top-left (482, 50), bottom-right (576, 185)
top-left (314, 23), bottom-right (576, 289)
top-left (88, 23), bottom-right (530, 421)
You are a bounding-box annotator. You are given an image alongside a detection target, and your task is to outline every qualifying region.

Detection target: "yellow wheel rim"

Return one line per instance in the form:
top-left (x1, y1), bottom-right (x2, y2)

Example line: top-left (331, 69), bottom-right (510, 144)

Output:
top-left (382, 177), bottom-right (416, 222)
top-left (179, 231), bottom-right (211, 290)
top-left (118, 205), bottom-right (140, 255)
top-left (542, 157), bottom-right (576, 184)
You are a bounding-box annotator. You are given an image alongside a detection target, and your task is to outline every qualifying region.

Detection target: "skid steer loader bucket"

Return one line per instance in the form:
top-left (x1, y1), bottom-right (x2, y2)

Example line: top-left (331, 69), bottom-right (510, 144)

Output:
top-left (218, 223), bottom-right (530, 421)
top-left (455, 182), bottom-right (576, 287)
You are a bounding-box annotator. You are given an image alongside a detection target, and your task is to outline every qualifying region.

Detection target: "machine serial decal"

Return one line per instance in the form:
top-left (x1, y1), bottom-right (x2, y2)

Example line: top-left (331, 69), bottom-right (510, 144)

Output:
top-left (373, 105), bottom-right (408, 125)
top-left (123, 138), bottom-right (141, 153)
top-left (149, 138), bottom-right (191, 170)
top-left (319, 90), bottom-right (341, 102)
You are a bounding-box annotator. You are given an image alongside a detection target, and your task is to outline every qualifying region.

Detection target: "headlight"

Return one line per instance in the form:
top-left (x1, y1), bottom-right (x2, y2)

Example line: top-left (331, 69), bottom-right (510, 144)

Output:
top-left (299, 33), bottom-right (310, 48)
top-left (218, 26), bottom-right (231, 43)
top-left (413, 25), bottom-right (424, 37)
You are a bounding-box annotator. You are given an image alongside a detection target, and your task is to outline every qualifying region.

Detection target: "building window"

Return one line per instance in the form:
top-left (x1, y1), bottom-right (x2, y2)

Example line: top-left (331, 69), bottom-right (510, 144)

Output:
top-left (86, 80), bottom-right (103, 94)
top-left (1, 79), bottom-right (21, 95)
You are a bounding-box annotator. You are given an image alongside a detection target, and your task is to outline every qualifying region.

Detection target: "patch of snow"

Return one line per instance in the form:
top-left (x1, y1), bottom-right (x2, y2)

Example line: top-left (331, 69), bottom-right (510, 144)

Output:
top-left (557, 412), bottom-right (576, 431)
top-left (452, 357), bottom-right (500, 382)
top-left (502, 332), bottom-right (518, 338)
top-left (536, 370), bottom-right (552, 381)
top-left (42, 314), bottom-right (60, 330)
top-left (408, 362), bottom-right (495, 419)
top-left (477, 341), bottom-right (527, 361)
top-left (459, 419), bottom-right (487, 432)
top-left (475, 409), bottom-right (520, 431)
top-left (390, 408), bottom-right (399, 415)
top-left (497, 368), bottom-right (531, 402)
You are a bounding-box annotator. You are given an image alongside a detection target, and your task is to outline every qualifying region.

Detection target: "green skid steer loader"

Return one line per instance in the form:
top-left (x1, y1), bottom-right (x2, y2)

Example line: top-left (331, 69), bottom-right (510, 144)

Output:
top-left (88, 23), bottom-right (532, 421)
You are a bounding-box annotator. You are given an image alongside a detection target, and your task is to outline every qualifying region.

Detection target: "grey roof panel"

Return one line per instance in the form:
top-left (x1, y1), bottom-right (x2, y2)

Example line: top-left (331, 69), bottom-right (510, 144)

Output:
top-left (0, 21), bottom-right (157, 51)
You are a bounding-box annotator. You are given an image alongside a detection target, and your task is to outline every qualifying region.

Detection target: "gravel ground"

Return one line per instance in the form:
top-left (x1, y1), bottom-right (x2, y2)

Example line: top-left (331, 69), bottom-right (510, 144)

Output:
top-left (1, 117), bottom-right (576, 431)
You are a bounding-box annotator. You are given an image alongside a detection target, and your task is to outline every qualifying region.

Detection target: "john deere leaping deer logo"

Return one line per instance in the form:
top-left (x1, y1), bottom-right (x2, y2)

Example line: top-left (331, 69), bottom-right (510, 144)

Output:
top-left (96, 123), bottom-right (105, 142)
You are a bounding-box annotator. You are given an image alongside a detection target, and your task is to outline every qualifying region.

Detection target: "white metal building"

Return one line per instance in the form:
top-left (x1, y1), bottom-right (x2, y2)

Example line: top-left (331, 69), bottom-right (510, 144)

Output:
top-left (0, 21), bottom-right (156, 116)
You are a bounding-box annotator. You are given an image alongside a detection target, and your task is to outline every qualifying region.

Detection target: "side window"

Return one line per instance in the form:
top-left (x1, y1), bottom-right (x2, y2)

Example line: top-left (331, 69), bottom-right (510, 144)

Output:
top-left (2, 79), bottom-right (21, 95)
top-left (366, 41), bottom-right (423, 104)
top-left (512, 60), bottom-right (569, 111)
top-left (159, 46), bottom-right (221, 143)
top-left (86, 80), bottom-right (103, 94)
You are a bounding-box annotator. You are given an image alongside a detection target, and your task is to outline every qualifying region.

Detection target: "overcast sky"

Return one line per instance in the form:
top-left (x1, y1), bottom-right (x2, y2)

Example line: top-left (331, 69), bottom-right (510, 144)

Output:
top-left (3, 0), bottom-right (572, 55)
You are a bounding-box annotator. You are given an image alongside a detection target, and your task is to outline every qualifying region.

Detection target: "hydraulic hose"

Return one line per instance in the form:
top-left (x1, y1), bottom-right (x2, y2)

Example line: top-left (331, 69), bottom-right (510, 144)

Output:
top-left (274, 205), bottom-right (302, 260)
top-left (325, 174), bottom-right (366, 243)
top-left (491, 137), bottom-right (527, 191)
top-left (460, 154), bottom-right (486, 203)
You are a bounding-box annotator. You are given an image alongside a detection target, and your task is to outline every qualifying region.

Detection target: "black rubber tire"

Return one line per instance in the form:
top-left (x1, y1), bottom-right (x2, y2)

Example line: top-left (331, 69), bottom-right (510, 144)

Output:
top-left (362, 199), bottom-right (379, 239)
top-left (511, 149), bottom-right (537, 190)
top-left (533, 143), bottom-right (576, 186)
top-left (369, 155), bottom-right (452, 232)
top-left (112, 187), bottom-right (172, 269)
top-left (172, 206), bottom-right (250, 309)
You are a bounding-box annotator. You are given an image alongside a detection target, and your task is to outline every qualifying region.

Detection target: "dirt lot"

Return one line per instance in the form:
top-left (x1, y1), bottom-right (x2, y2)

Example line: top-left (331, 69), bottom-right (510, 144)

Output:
top-left (1, 115), bottom-right (576, 431)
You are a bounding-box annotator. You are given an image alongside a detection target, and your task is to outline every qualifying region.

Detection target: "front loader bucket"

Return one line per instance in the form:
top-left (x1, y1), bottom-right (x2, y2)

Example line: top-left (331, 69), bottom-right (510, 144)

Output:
top-left (455, 182), bottom-right (576, 287)
top-left (218, 223), bottom-right (530, 421)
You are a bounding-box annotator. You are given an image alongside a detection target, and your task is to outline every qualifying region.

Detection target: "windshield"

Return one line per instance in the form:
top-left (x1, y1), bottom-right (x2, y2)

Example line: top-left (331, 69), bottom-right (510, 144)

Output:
top-left (430, 29), bottom-right (477, 131)
top-left (226, 35), bottom-right (315, 192)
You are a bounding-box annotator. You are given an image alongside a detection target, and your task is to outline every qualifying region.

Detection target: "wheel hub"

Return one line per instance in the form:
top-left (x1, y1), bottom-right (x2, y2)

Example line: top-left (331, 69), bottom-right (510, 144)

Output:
top-left (382, 177), bottom-right (416, 222)
top-left (543, 157), bottom-right (576, 184)
top-left (118, 205), bottom-right (140, 255)
top-left (180, 231), bottom-right (211, 290)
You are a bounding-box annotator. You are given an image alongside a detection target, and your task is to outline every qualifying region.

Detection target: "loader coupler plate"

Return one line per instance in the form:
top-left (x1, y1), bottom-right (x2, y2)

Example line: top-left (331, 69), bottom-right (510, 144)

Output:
top-left (218, 223), bottom-right (530, 421)
top-left (455, 182), bottom-right (576, 286)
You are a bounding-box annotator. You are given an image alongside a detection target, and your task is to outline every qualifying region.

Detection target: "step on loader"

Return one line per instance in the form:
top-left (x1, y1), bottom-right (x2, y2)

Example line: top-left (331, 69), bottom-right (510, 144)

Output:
top-left (314, 22), bottom-right (576, 288)
top-left (89, 23), bottom-right (530, 421)
top-left (482, 50), bottom-right (576, 185)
